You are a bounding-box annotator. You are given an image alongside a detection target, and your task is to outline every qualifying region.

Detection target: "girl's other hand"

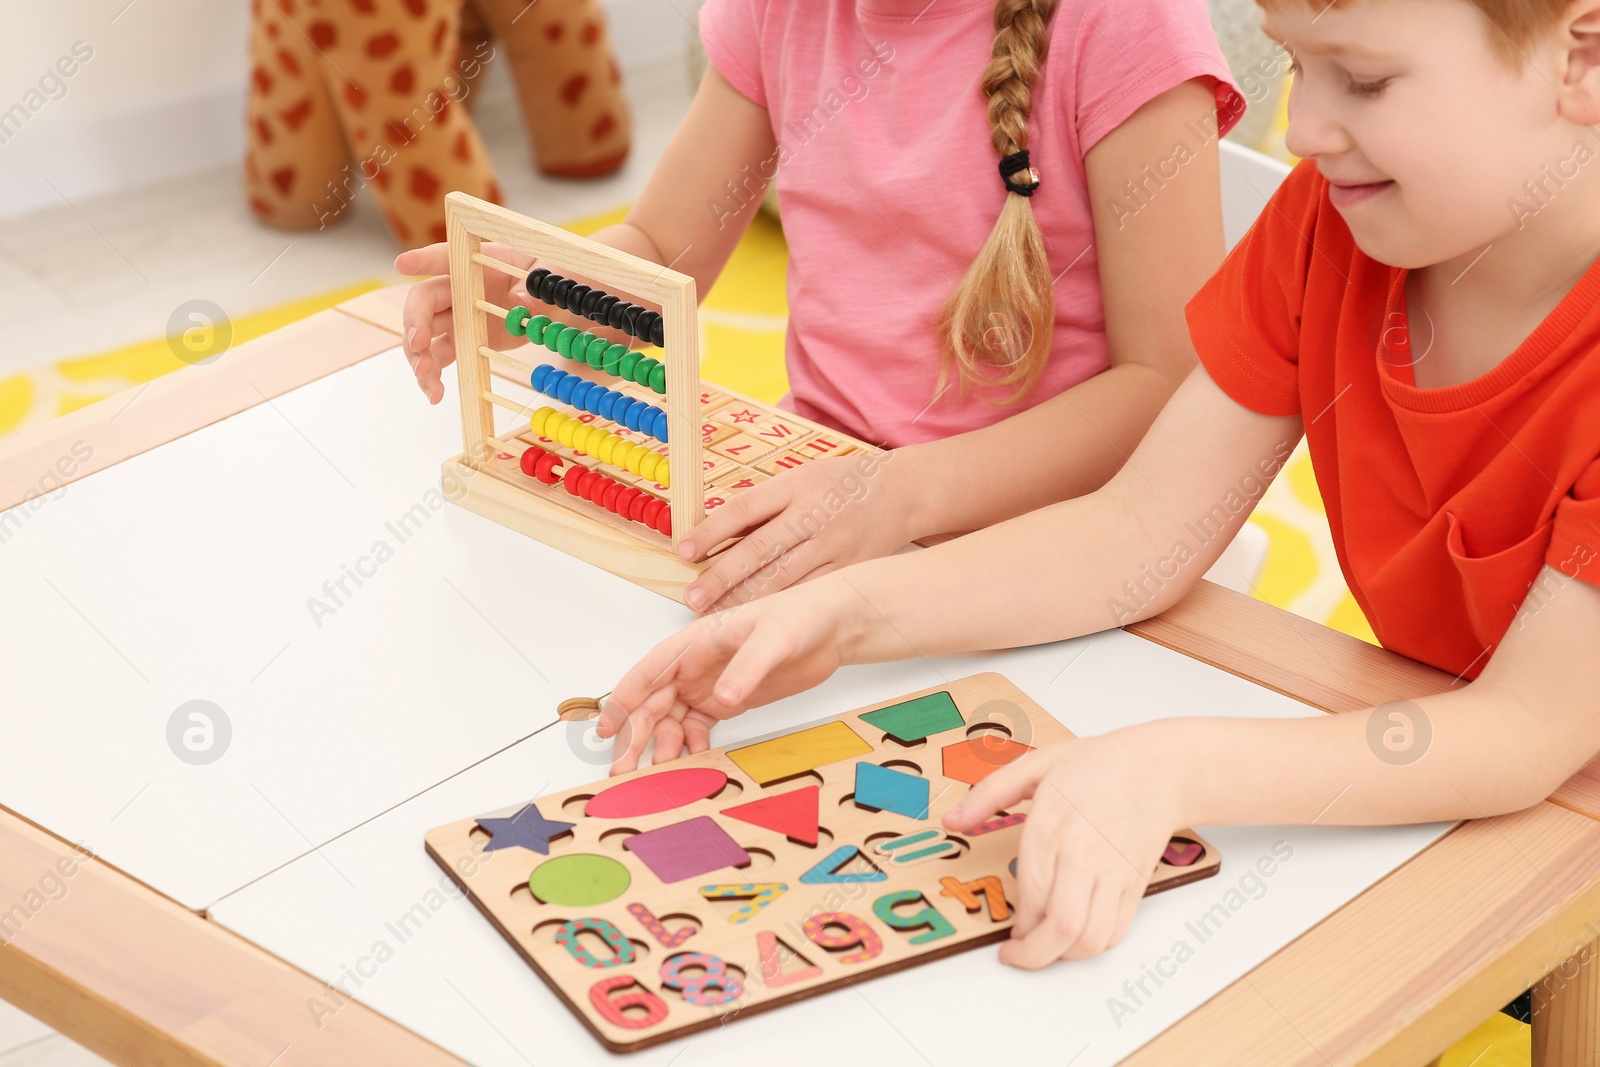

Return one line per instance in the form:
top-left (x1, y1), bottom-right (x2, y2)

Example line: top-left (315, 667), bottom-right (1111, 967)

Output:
top-left (394, 241), bottom-right (534, 404)
top-left (678, 453), bottom-right (911, 612)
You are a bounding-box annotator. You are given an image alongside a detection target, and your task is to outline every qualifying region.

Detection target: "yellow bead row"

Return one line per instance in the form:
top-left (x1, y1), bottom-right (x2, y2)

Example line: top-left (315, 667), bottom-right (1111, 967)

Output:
top-left (531, 406), bottom-right (670, 488)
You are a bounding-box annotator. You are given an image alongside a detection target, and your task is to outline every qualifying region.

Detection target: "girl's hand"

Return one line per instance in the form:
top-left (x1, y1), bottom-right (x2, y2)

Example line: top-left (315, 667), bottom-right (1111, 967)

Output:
top-left (395, 241), bottom-right (533, 404)
top-left (680, 453), bottom-right (910, 612)
top-left (944, 731), bottom-right (1185, 967)
top-left (598, 579), bottom-right (857, 774)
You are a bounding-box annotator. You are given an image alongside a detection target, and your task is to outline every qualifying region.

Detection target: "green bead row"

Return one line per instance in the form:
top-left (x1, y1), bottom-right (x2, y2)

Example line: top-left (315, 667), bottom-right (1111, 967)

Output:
top-left (504, 305), bottom-right (666, 395)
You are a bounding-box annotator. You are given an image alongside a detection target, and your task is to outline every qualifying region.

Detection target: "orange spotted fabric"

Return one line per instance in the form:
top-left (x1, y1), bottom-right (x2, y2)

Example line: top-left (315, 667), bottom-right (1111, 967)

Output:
top-left (245, 0), bottom-right (632, 249)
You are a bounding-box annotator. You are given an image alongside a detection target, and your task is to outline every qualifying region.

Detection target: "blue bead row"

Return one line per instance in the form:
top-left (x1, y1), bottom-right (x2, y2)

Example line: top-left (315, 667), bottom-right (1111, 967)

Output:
top-left (530, 364), bottom-right (669, 444)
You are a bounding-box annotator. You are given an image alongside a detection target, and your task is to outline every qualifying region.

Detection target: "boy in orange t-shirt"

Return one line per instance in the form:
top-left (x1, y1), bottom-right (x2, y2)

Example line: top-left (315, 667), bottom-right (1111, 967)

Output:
top-left (604, 0), bottom-right (1600, 967)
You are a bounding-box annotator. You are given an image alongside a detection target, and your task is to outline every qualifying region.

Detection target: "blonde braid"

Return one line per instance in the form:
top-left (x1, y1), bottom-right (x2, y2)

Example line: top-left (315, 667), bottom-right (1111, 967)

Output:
top-left (936, 0), bottom-right (1061, 402)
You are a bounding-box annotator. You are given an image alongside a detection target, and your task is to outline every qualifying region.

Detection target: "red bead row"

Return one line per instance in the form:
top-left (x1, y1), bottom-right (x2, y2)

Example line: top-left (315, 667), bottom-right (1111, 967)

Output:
top-left (519, 445), bottom-right (672, 536)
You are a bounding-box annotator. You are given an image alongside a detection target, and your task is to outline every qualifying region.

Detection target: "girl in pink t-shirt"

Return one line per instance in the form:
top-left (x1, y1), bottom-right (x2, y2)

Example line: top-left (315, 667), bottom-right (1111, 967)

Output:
top-left (399, 0), bottom-right (1243, 609)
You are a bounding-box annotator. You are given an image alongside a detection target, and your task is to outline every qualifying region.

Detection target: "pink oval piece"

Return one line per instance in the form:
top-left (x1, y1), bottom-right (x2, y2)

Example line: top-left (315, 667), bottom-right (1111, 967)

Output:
top-left (585, 767), bottom-right (728, 818)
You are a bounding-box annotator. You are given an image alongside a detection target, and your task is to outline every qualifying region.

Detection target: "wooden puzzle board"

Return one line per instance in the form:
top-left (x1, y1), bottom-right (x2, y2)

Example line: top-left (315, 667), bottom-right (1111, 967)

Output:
top-left (426, 673), bottom-right (1221, 1053)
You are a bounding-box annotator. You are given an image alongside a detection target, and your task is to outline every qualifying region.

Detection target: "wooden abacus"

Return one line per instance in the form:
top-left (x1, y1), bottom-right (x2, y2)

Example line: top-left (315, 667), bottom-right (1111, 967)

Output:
top-left (442, 192), bottom-right (875, 601)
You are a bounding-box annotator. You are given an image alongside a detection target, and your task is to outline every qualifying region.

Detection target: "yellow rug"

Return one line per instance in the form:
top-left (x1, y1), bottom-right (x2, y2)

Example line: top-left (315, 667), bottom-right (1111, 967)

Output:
top-left (0, 197), bottom-right (1525, 1065)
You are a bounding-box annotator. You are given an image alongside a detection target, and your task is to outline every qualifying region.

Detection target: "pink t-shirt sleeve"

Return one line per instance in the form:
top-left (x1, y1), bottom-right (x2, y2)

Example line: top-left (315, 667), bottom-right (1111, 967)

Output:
top-left (699, 0), bottom-right (768, 108)
top-left (1072, 0), bottom-right (1246, 153)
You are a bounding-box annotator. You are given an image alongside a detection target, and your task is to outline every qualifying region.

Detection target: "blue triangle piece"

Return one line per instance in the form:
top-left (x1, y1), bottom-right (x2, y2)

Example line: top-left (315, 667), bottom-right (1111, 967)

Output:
top-left (799, 845), bottom-right (887, 885)
top-left (475, 802), bottom-right (575, 855)
top-left (854, 762), bottom-right (930, 819)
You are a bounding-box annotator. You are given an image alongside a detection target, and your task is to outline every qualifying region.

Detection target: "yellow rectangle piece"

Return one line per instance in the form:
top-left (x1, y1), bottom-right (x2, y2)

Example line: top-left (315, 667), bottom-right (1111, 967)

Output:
top-left (727, 721), bottom-right (873, 784)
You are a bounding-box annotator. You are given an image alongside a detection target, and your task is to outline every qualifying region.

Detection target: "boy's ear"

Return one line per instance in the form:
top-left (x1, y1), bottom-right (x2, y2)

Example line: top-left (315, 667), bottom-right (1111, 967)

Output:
top-left (1561, 0), bottom-right (1600, 125)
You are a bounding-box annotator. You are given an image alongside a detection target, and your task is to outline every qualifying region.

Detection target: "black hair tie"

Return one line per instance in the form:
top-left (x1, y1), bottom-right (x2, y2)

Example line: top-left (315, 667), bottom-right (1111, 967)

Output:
top-left (1000, 149), bottom-right (1040, 197)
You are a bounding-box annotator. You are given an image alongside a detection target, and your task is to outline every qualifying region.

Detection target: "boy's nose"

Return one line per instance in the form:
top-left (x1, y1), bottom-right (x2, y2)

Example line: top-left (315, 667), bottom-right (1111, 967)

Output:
top-left (1282, 78), bottom-right (1352, 162)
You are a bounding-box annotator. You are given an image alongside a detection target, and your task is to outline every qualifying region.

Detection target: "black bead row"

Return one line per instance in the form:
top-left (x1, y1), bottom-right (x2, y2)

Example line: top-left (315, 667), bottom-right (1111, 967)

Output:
top-left (525, 268), bottom-right (666, 349)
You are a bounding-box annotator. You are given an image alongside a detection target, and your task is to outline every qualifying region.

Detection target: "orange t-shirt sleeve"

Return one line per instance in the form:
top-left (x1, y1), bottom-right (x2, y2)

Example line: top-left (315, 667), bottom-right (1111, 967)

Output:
top-left (1184, 160), bottom-right (1326, 418)
top-left (1548, 454), bottom-right (1600, 586)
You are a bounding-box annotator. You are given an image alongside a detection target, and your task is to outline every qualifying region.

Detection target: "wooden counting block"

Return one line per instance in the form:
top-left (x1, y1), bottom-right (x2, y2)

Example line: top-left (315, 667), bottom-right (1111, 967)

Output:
top-left (753, 450), bottom-right (813, 476)
top-left (707, 431), bottom-right (779, 465)
top-left (424, 673), bottom-right (1224, 1053)
top-left (701, 421), bottom-right (738, 447)
top-left (795, 432), bottom-right (857, 459)
top-left (710, 468), bottom-right (772, 493)
top-left (436, 191), bottom-right (878, 603)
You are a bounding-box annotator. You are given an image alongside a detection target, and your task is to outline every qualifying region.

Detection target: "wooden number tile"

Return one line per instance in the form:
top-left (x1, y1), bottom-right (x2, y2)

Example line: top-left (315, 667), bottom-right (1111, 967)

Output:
top-left (796, 433), bottom-right (856, 459)
top-left (753, 450), bottom-right (812, 476)
top-left (709, 467), bottom-right (771, 493)
top-left (707, 432), bottom-right (779, 464)
top-left (700, 387), bottom-right (732, 413)
top-left (701, 421), bottom-right (738, 447)
top-left (700, 452), bottom-right (737, 485)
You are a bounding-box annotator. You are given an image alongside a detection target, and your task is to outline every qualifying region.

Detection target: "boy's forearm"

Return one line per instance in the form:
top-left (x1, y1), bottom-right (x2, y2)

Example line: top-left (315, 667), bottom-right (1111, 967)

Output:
top-left (827, 485), bottom-right (1191, 662)
top-left (895, 361), bottom-right (1183, 541)
top-left (1151, 683), bottom-right (1565, 830)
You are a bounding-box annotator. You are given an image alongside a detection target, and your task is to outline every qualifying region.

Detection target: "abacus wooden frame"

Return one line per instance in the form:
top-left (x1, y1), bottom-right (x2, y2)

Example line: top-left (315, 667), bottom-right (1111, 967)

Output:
top-left (443, 191), bottom-right (704, 597)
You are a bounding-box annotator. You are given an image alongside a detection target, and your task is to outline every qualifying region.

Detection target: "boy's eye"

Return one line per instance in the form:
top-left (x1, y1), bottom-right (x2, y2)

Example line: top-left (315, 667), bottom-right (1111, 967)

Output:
top-left (1346, 76), bottom-right (1392, 98)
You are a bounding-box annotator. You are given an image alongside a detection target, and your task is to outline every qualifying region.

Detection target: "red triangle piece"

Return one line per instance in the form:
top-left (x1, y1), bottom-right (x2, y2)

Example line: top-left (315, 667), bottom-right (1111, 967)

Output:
top-left (721, 785), bottom-right (820, 846)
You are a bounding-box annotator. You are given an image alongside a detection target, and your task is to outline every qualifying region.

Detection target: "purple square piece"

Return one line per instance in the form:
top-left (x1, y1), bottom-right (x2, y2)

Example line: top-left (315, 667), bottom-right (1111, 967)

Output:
top-left (623, 816), bottom-right (750, 884)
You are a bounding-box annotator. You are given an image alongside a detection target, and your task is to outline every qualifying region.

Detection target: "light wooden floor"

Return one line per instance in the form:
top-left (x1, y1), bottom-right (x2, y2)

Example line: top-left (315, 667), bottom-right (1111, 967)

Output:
top-left (0, 51), bottom-right (692, 1067)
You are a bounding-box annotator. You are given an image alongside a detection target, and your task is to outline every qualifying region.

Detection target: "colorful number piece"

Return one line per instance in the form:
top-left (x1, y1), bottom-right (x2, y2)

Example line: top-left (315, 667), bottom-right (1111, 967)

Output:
top-left (802, 912), bottom-right (883, 964)
top-left (854, 762), bottom-right (931, 819)
top-left (659, 952), bottom-right (745, 1007)
top-left (873, 891), bottom-right (957, 945)
top-left (756, 931), bottom-right (822, 988)
top-left (939, 875), bottom-right (1011, 922)
top-left (720, 785), bottom-right (820, 846)
top-left (871, 828), bottom-right (958, 867)
top-left (589, 976), bottom-right (669, 1030)
top-left (859, 691), bottom-right (964, 742)
top-left (698, 882), bottom-right (789, 923)
top-left (968, 812), bottom-right (1027, 836)
top-left (1163, 838), bottom-right (1205, 867)
top-left (726, 721), bottom-right (873, 785)
top-left (585, 767), bottom-right (729, 818)
top-left (623, 816), bottom-right (750, 884)
top-left (799, 845), bottom-right (887, 885)
top-left (626, 903), bottom-right (698, 947)
top-left (557, 917), bottom-right (637, 968)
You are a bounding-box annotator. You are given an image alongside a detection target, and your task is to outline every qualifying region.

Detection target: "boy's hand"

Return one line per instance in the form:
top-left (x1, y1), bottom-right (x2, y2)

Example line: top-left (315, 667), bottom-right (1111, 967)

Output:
top-left (679, 454), bottom-right (911, 612)
top-left (598, 579), bottom-right (856, 774)
top-left (945, 732), bottom-right (1182, 966)
top-left (395, 241), bottom-right (534, 404)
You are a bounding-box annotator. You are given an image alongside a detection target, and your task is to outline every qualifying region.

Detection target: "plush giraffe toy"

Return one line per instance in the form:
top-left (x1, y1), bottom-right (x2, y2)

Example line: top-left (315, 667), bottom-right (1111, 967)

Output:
top-left (245, 0), bottom-right (631, 249)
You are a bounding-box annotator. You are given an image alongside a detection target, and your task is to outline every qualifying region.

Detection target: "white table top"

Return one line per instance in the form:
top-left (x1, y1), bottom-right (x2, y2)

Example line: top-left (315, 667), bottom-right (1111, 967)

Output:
top-left (0, 351), bottom-right (690, 907)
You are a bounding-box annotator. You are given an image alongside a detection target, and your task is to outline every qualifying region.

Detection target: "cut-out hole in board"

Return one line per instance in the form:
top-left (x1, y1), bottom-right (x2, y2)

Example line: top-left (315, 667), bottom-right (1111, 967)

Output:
top-left (734, 847), bottom-right (776, 873)
top-left (561, 793), bottom-right (595, 817)
top-left (965, 721), bottom-right (1013, 741)
top-left (599, 827), bottom-right (642, 849)
top-left (509, 881), bottom-right (541, 905)
top-left (708, 778), bottom-right (744, 803)
top-left (880, 759), bottom-right (923, 775)
top-left (880, 732), bottom-right (926, 750)
top-left (761, 768), bottom-right (826, 790)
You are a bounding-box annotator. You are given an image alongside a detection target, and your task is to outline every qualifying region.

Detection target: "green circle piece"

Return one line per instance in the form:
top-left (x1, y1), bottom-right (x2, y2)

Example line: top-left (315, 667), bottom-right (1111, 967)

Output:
top-left (528, 853), bottom-right (631, 907)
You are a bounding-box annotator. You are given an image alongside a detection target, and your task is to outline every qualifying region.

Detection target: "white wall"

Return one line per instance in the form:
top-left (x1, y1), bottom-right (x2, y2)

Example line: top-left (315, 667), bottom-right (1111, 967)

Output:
top-left (0, 0), bottom-right (689, 221)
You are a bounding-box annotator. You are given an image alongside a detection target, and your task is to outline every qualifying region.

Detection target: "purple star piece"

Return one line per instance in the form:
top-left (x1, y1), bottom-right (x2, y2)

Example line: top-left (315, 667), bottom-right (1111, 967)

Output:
top-left (476, 803), bottom-right (575, 855)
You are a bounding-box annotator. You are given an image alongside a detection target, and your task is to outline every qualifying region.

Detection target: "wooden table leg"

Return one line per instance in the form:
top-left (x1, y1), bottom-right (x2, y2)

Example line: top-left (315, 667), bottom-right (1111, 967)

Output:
top-left (1533, 936), bottom-right (1600, 1065)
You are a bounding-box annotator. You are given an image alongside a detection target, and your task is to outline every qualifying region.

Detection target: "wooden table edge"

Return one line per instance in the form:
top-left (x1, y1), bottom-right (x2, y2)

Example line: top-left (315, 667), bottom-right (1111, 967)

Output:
top-left (0, 289), bottom-right (1593, 1065)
